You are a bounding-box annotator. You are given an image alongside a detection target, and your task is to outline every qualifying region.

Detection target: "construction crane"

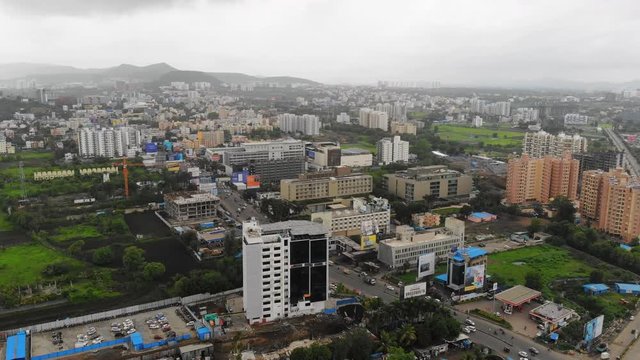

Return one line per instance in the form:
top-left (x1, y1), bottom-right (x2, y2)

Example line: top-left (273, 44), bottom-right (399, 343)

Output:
top-left (111, 158), bottom-right (145, 198)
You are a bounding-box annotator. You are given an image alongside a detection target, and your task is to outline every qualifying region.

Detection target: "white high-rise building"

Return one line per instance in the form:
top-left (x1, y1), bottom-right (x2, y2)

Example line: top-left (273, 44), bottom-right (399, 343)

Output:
top-left (472, 116), bottom-right (483, 128)
top-left (242, 219), bottom-right (329, 324)
top-left (376, 135), bottom-right (409, 165)
top-left (336, 112), bottom-right (351, 124)
top-left (522, 131), bottom-right (588, 158)
top-left (359, 108), bottom-right (388, 131)
top-left (78, 127), bottom-right (142, 158)
top-left (277, 113), bottom-right (320, 136)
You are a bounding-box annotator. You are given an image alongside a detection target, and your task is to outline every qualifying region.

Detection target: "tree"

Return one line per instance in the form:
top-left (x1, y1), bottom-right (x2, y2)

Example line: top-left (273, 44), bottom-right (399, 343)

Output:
top-left (122, 246), bottom-right (146, 272)
top-left (377, 331), bottom-right (397, 353)
top-left (459, 205), bottom-right (473, 219)
top-left (289, 347), bottom-right (310, 360)
top-left (589, 270), bottom-right (605, 283)
top-left (143, 262), bottom-right (166, 281)
top-left (387, 347), bottom-right (416, 360)
top-left (308, 344), bottom-right (332, 360)
top-left (92, 246), bottom-right (114, 265)
top-left (68, 240), bottom-right (85, 255)
top-left (527, 218), bottom-right (542, 236)
top-left (398, 323), bottom-right (417, 348)
top-left (525, 271), bottom-right (543, 290)
top-left (349, 329), bottom-right (374, 360)
top-left (207, 112), bottom-right (219, 120)
top-left (551, 196), bottom-right (576, 223)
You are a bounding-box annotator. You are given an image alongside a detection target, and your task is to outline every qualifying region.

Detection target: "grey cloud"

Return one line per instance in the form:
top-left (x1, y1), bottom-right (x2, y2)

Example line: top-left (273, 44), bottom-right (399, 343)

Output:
top-left (0, 0), bottom-right (234, 16)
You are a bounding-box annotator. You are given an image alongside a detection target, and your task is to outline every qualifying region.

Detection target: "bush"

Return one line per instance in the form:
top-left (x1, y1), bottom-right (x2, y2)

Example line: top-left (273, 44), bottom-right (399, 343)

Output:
top-left (92, 246), bottom-right (114, 265)
top-left (470, 309), bottom-right (513, 329)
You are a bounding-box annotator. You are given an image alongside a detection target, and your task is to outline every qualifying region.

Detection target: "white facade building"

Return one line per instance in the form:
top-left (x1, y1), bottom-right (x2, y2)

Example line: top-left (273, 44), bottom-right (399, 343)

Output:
top-left (376, 135), bottom-right (409, 165)
top-left (242, 219), bottom-right (329, 324)
top-left (564, 113), bottom-right (589, 126)
top-left (78, 127), bottom-right (143, 158)
top-left (523, 131), bottom-right (588, 158)
top-left (359, 108), bottom-right (388, 131)
top-left (277, 114), bottom-right (320, 136)
top-left (336, 112), bottom-right (351, 124)
top-left (472, 116), bottom-right (483, 128)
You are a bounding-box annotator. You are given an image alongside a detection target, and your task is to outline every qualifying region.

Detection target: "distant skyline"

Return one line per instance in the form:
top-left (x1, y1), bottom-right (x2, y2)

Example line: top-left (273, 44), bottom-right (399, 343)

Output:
top-left (0, 0), bottom-right (639, 86)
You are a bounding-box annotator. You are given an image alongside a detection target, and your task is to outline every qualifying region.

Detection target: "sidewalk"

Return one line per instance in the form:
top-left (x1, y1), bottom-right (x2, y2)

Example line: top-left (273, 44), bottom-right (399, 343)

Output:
top-left (607, 314), bottom-right (640, 360)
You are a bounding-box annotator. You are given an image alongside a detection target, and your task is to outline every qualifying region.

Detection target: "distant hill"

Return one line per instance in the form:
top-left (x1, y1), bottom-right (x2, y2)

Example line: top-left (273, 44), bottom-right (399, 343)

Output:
top-left (0, 63), bottom-right (86, 80)
top-left (262, 76), bottom-right (319, 85)
top-left (101, 63), bottom-right (177, 81)
top-left (208, 72), bottom-right (258, 84)
top-left (156, 70), bottom-right (223, 86)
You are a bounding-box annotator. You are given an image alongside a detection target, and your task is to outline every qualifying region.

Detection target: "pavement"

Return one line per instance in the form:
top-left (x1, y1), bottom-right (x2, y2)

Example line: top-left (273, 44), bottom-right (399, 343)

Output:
top-left (607, 314), bottom-right (640, 360)
top-left (218, 189), bottom-right (268, 223)
top-left (329, 266), bottom-right (398, 303)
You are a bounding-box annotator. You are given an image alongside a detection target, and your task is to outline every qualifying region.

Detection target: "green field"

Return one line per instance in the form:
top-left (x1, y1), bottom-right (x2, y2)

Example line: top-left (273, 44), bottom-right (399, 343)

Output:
top-left (0, 211), bottom-right (12, 231)
top-left (488, 245), bottom-right (593, 293)
top-left (0, 244), bottom-right (83, 287)
top-left (342, 136), bottom-right (377, 153)
top-left (51, 224), bottom-right (102, 243)
top-left (435, 125), bottom-right (524, 146)
top-left (433, 207), bottom-right (461, 216)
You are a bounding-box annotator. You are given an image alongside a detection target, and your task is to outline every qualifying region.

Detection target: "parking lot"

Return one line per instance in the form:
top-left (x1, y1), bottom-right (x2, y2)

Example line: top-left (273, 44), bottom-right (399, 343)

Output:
top-left (31, 306), bottom-right (196, 356)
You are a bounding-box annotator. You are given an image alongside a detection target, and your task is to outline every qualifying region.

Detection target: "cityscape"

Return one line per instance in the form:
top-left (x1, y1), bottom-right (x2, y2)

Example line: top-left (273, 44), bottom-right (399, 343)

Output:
top-left (1, 1), bottom-right (640, 360)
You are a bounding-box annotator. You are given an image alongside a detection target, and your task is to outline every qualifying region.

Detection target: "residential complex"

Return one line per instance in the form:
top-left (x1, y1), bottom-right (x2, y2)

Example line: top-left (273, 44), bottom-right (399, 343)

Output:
top-left (310, 197), bottom-right (390, 236)
top-left (377, 217), bottom-right (465, 268)
top-left (277, 113), bottom-right (320, 136)
top-left (382, 165), bottom-right (473, 201)
top-left (505, 152), bottom-right (580, 204)
top-left (280, 170), bottom-right (373, 202)
top-left (0, 135), bottom-right (16, 154)
top-left (376, 135), bottom-right (409, 165)
top-left (77, 127), bottom-right (143, 158)
top-left (164, 191), bottom-right (220, 221)
top-left (573, 151), bottom-right (624, 174)
top-left (242, 219), bottom-right (329, 324)
top-left (390, 121), bottom-right (417, 135)
top-left (336, 112), bottom-right (351, 124)
top-left (522, 131), bottom-right (588, 158)
top-left (206, 139), bottom-right (305, 184)
top-left (197, 130), bottom-right (225, 148)
top-left (564, 113), bottom-right (589, 126)
top-left (580, 168), bottom-right (640, 242)
top-left (359, 108), bottom-right (389, 131)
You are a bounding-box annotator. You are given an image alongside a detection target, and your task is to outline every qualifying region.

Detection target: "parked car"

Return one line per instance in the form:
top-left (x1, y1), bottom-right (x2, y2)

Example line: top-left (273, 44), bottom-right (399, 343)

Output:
top-left (465, 319), bottom-right (475, 326)
top-left (518, 351), bottom-right (528, 358)
top-left (503, 347), bottom-right (511, 353)
top-left (529, 347), bottom-right (539, 355)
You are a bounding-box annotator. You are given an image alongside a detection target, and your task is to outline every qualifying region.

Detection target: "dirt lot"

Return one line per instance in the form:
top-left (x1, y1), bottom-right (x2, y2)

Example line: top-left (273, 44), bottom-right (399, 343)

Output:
top-left (124, 212), bottom-right (172, 237)
top-left (30, 306), bottom-right (194, 357)
top-left (465, 215), bottom-right (548, 240)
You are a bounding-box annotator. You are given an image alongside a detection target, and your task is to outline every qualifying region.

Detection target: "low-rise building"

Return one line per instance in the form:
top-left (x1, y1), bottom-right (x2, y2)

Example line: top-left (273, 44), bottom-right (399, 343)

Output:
top-left (341, 148), bottom-right (373, 168)
top-left (529, 302), bottom-right (577, 331)
top-left (378, 218), bottom-right (465, 269)
top-left (446, 246), bottom-right (488, 292)
top-left (310, 197), bottom-right (390, 236)
top-left (383, 165), bottom-right (473, 201)
top-left (411, 212), bottom-right (442, 228)
top-left (280, 169), bottom-right (373, 202)
top-left (164, 192), bottom-right (220, 221)
top-left (390, 121), bottom-right (417, 135)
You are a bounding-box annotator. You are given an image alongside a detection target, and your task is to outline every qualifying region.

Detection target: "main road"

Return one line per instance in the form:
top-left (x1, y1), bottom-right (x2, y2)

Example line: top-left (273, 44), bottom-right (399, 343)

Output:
top-left (604, 128), bottom-right (640, 177)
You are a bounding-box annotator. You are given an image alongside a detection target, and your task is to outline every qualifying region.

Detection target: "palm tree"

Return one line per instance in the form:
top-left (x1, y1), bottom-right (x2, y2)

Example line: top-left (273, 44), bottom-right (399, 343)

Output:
top-left (398, 324), bottom-right (417, 348)
top-left (377, 330), bottom-right (397, 353)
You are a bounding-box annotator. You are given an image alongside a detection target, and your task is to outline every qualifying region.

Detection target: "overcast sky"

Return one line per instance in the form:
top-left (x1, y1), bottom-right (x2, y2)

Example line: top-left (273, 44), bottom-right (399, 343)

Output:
top-left (0, 0), bottom-right (638, 85)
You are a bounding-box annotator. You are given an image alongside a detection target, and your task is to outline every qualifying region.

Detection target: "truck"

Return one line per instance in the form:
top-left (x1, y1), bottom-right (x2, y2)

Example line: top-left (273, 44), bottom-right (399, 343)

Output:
top-left (363, 276), bottom-right (376, 285)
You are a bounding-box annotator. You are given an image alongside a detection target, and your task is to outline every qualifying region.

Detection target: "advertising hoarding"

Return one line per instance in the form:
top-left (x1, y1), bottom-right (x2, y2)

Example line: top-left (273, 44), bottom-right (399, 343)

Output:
top-left (584, 315), bottom-right (604, 342)
top-left (417, 252), bottom-right (436, 279)
top-left (403, 282), bottom-right (427, 299)
top-left (306, 149), bottom-right (316, 159)
top-left (232, 172), bottom-right (244, 183)
top-left (246, 175), bottom-right (261, 189)
top-left (360, 234), bottom-right (377, 250)
top-left (360, 220), bottom-right (378, 236)
top-left (464, 264), bottom-right (485, 291)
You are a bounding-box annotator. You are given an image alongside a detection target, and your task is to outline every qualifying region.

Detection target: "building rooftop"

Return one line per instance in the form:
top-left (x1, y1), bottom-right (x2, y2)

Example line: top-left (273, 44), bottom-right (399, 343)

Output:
top-left (583, 283), bottom-right (609, 292)
top-left (615, 283), bottom-right (640, 292)
top-left (452, 247), bottom-right (487, 261)
top-left (530, 302), bottom-right (574, 321)
top-left (495, 285), bottom-right (542, 306)
top-left (342, 148), bottom-right (371, 155)
top-left (262, 220), bottom-right (327, 236)
top-left (387, 165), bottom-right (463, 180)
top-left (165, 191), bottom-right (219, 204)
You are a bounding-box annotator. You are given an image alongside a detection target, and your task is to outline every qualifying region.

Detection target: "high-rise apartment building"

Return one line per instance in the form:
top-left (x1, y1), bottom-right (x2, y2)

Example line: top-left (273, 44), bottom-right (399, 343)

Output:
top-left (336, 112), bottom-right (351, 124)
top-left (277, 114), bottom-right (320, 136)
top-left (505, 152), bottom-right (580, 204)
top-left (242, 219), bottom-right (329, 324)
top-left (472, 116), bottom-right (483, 128)
top-left (390, 121), bottom-right (417, 135)
top-left (383, 165), bottom-right (473, 202)
top-left (522, 131), bottom-right (587, 158)
top-left (376, 135), bottom-right (409, 165)
top-left (198, 130), bottom-right (225, 148)
top-left (78, 127), bottom-right (142, 158)
top-left (573, 151), bottom-right (624, 174)
top-left (359, 108), bottom-right (388, 131)
top-left (580, 168), bottom-right (640, 242)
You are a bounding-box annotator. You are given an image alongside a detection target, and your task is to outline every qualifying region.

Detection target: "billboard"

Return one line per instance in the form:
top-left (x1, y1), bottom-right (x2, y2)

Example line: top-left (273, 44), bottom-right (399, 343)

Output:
top-left (403, 282), bottom-right (427, 299)
top-left (417, 252), bottom-right (436, 279)
top-left (360, 234), bottom-right (377, 250)
top-left (246, 175), bottom-right (261, 189)
top-left (361, 220), bottom-right (378, 236)
top-left (584, 315), bottom-right (604, 342)
top-left (464, 264), bottom-right (486, 291)
top-left (306, 149), bottom-right (316, 159)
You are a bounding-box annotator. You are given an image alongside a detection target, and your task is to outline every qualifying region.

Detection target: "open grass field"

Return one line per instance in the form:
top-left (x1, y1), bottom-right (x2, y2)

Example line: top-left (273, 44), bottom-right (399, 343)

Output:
top-left (487, 245), bottom-right (593, 294)
top-left (435, 124), bottom-right (524, 146)
top-left (342, 136), bottom-right (377, 153)
top-left (0, 211), bottom-right (12, 231)
top-left (51, 224), bottom-right (102, 243)
top-left (0, 243), bottom-right (83, 287)
top-left (432, 207), bottom-right (461, 216)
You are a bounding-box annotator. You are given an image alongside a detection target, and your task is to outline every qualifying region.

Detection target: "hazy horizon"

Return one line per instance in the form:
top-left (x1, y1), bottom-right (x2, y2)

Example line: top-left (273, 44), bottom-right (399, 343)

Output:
top-left (1, 0), bottom-right (639, 86)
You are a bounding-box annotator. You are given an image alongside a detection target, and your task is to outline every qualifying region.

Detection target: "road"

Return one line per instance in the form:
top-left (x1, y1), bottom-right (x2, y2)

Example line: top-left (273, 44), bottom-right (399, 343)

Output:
top-left (329, 266), bottom-right (398, 303)
top-left (218, 189), bottom-right (268, 223)
top-left (607, 313), bottom-right (640, 360)
top-left (604, 128), bottom-right (640, 177)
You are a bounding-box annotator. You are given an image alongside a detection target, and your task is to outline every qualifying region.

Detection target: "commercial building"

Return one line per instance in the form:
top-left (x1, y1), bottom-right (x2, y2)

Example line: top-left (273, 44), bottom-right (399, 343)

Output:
top-left (280, 169), bottom-right (373, 202)
top-left (242, 219), bottom-right (329, 324)
top-left (305, 142), bottom-right (342, 169)
top-left (376, 135), bottom-right (409, 165)
top-left (573, 151), bottom-right (624, 174)
top-left (277, 113), bottom-right (320, 136)
top-left (310, 197), bottom-right (390, 236)
top-left (522, 131), bottom-right (587, 158)
top-left (78, 127), bottom-right (143, 158)
top-left (164, 192), bottom-right (220, 221)
top-left (197, 130), bottom-right (225, 148)
top-left (505, 152), bottom-right (580, 204)
top-left (529, 302), bottom-right (577, 331)
top-left (383, 165), bottom-right (473, 202)
top-left (341, 148), bottom-right (373, 168)
top-left (206, 139), bottom-right (305, 185)
top-left (495, 285), bottom-right (542, 312)
top-left (390, 121), bottom-right (417, 135)
top-left (445, 246), bottom-right (488, 292)
top-left (377, 218), bottom-right (465, 269)
top-left (579, 168), bottom-right (640, 242)
top-left (564, 113), bottom-right (589, 126)
top-left (359, 108), bottom-right (389, 131)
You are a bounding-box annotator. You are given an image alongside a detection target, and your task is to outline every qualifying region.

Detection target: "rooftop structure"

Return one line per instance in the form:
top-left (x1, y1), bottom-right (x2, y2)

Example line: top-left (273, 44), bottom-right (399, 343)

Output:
top-left (529, 302), bottom-right (577, 330)
top-left (280, 171), bottom-right (373, 202)
top-left (495, 285), bottom-right (542, 308)
top-left (582, 283), bottom-right (609, 295)
top-left (310, 197), bottom-right (390, 237)
top-left (164, 191), bottom-right (220, 221)
top-left (383, 165), bottom-right (473, 202)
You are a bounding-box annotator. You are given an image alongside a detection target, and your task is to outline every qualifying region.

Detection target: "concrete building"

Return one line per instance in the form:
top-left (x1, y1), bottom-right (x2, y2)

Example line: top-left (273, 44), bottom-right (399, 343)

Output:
top-left (505, 152), bottom-right (580, 205)
top-left (305, 142), bottom-right (342, 169)
top-left (340, 148), bottom-right (373, 168)
top-left (390, 121), bottom-right (417, 135)
top-left (310, 197), bottom-right (390, 236)
top-left (446, 246), bottom-right (488, 292)
top-left (564, 113), bottom-right (589, 126)
top-left (277, 114), bottom-right (320, 136)
top-left (378, 218), bottom-right (465, 269)
top-left (206, 140), bottom-right (305, 185)
top-left (573, 151), bottom-right (624, 174)
top-left (376, 135), bottom-right (409, 165)
top-left (242, 219), bottom-right (329, 324)
top-left (78, 127), bottom-right (142, 158)
top-left (580, 168), bottom-right (640, 242)
top-left (280, 170), bottom-right (373, 202)
top-left (523, 131), bottom-right (588, 158)
top-left (0, 135), bottom-right (16, 154)
top-left (164, 192), bottom-right (220, 221)
top-left (472, 116), bottom-right (483, 128)
top-left (197, 130), bottom-right (225, 148)
top-left (336, 112), bottom-right (351, 124)
top-left (359, 108), bottom-right (389, 131)
top-left (383, 166), bottom-right (473, 202)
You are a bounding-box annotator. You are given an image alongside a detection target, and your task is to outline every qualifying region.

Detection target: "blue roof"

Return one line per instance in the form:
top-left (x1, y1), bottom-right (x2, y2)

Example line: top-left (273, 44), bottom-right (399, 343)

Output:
top-left (197, 327), bottom-right (211, 335)
top-left (130, 332), bottom-right (144, 347)
top-left (583, 283), bottom-right (609, 291)
top-left (435, 273), bottom-right (448, 282)
top-left (470, 212), bottom-right (494, 218)
top-left (6, 332), bottom-right (26, 360)
top-left (452, 247), bottom-right (488, 261)
top-left (620, 244), bottom-right (632, 251)
top-left (615, 283), bottom-right (640, 292)
top-left (550, 332), bottom-right (560, 341)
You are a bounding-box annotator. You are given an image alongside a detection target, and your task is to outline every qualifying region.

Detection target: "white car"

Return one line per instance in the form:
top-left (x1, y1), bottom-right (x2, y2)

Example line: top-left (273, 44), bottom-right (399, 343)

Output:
top-left (462, 327), bottom-right (471, 334)
top-left (518, 351), bottom-right (528, 358)
top-left (149, 324), bottom-right (160, 329)
top-left (386, 285), bottom-right (395, 291)
top-left (126, 328), bottom-right (137, 335)
top-left (467, 326), bottom-right (476, 332)
top-left (465, 319), bottom-right (475, 326)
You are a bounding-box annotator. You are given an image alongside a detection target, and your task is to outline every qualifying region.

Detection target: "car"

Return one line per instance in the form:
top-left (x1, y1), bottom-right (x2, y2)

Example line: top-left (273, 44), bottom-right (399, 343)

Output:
top-left (462, 327), bottom-right (471, 334)
top-left (537, 323), bottom-right (545, 330)
top-left (503, 347), bottom-right (511, 353)
top-left (126, 328), bottom-right (137, 335)
top-left (465, 319), bottom-right (475, 326)
top-left (520, 358), bottom-right (528, 360)
top-left (518, 351), bottom-right (528, 358)
top-left (386, 285), bottom-right (395, 291)
top-left (467, 326), bottom-right (476, 332)
top-left (478, 243), bottom-right (486, 247)
top-left (360, 272), bottom-right (368, 278)
top-left (529, 347), bottom-right (539, 355)
top-left (186, 321), bottom-right (195, 327)
top-left (328, 260), bottom-right (334, 266)
top-left (631, 316), bottom-right (635, 321)
top-left (149, 324), bottom-right (160, 329)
